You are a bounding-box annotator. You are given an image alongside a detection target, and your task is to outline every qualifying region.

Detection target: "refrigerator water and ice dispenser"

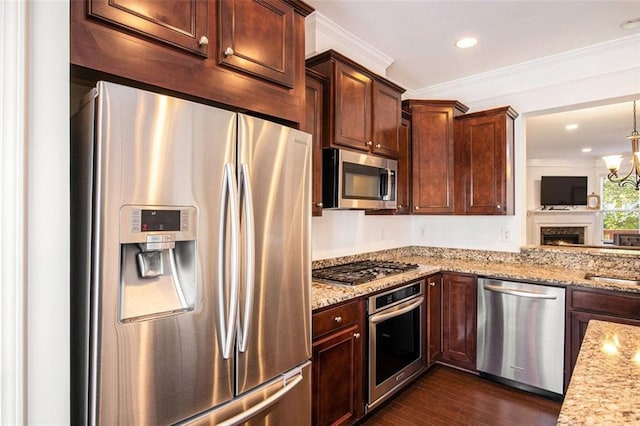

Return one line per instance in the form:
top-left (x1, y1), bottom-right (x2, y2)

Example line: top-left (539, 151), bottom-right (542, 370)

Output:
top-left (119, 205), bottom-right (197, 322)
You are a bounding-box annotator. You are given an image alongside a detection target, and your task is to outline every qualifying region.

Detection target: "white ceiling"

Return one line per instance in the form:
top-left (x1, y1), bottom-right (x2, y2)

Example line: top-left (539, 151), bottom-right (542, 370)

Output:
top-left (305, 0), bottom-right (640, 160)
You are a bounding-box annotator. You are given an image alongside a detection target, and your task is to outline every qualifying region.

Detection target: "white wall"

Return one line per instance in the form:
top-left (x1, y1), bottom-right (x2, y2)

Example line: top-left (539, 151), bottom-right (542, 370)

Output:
top-left (308, 16), bottom-right (640, 259)
top-left (526, 159), bottom-right (600, 211)
top-left (312, 211), bottom-right (412, 260)
top-left (0, 1), bottom-right (70, 423)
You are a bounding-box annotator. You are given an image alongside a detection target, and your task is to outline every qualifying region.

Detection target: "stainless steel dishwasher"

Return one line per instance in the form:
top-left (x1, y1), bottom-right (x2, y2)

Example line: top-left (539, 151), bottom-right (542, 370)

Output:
top-left (476, 278), bottom-right (565, 397)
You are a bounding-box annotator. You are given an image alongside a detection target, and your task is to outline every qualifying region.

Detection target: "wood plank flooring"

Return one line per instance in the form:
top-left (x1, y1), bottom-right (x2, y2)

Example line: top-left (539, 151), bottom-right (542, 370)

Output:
top-left (359, 365), bottom-right (562, 426)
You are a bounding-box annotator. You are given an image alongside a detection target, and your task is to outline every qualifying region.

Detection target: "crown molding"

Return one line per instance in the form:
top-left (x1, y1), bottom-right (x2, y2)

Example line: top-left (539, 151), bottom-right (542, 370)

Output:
top-left (305, 11), bottom-right (394, 76)
top-left (407, 33), bottom-right (640, 108)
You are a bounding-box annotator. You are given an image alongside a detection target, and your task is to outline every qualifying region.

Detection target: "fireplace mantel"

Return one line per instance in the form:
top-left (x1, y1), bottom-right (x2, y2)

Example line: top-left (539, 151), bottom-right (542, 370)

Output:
top-left (527, 209), bottom-right (601, 245)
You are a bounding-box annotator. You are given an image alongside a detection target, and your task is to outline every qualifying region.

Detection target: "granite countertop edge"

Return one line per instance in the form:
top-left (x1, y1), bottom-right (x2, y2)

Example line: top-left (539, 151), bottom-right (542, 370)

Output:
top-left (311, 255), bottom-right (640, 311)
top-left (557, 320), bottom-right (640, 425)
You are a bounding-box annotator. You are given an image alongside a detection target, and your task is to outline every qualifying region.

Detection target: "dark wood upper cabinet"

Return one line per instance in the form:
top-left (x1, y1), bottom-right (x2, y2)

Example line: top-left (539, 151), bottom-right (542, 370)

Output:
top-left (403, 100), bottom-right (468, 214)
top-left (304, 69), bottom-right (327, 216)
top-left (333, 60), bottom-right (373, 152)
top-left (306, 50), bottom-right (405, 158)
top-left (372, 81), bottom-right (402, 158)
top-left (71, 0), bottom-right (313, 125)
top-left (365, 110), bottom-right (412, 216)
top-left (88, 0), bottom-right (210, 56)
top-left (218, 0), bottom-right (295, 88)
top-left (455, 106), bottom-right (518, 215)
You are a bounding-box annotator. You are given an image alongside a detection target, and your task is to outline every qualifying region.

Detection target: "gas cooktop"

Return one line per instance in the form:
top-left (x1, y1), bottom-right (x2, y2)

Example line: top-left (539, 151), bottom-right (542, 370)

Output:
top-left (312, 260), bottom-right (419, 286)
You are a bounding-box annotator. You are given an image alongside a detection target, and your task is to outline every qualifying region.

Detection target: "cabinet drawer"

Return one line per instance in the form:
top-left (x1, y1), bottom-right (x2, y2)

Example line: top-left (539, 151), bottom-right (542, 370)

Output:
top-left (313, 300), bottom-right (362, 340)
top-left (570, 287), bottom-right (640, 319)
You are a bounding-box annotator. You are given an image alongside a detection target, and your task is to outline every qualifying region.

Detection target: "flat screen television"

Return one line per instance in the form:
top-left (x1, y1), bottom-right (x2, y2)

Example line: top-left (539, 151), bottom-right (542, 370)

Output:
top-left (540, 176), bottom-right (588, 207)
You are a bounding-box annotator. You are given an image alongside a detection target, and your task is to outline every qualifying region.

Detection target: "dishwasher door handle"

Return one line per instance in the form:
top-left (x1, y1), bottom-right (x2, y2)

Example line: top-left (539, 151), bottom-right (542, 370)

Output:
top-left (483, 284), bottom-right (557, 300)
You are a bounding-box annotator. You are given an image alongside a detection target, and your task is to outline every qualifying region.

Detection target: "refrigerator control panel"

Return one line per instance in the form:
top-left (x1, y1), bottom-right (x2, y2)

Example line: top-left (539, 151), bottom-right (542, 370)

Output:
top-left (120, 205), bottom-right (197, 244)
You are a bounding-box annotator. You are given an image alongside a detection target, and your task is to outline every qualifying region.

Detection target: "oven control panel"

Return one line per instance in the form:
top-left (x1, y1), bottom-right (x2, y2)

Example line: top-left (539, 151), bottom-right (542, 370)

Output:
top-left (370, 280), bottom-right (424, 313)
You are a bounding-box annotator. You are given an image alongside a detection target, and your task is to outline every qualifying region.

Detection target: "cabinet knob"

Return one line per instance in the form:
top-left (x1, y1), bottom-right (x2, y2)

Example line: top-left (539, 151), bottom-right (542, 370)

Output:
top-left (316, 202), bottom-right (323, 208)
top-left (414, 206), bottom-right (419, 210)
top-left (333, 316), bottom-right (342, 323)
top-left (353, 332), bottom-right (361, 339)
top-left (376, 143), bottom-right (381, 148)
top-left (397, 205), bottom-right (402, 209)
top-left (224, 47), bottom-right (234, 56)
top-left (198, 36), bottom-right (209, 46)
top-left (366, 141), bottom-right (373, 146)
top-left (497, 204), bottom-right (502, 209)
top-left (429, 282), bottom-right (436, 287)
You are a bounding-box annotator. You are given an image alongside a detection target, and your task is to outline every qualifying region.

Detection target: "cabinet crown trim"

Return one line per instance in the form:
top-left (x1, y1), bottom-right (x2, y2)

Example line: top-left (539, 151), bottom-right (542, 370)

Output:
top-left (306, 49), bottom-right (406, 93)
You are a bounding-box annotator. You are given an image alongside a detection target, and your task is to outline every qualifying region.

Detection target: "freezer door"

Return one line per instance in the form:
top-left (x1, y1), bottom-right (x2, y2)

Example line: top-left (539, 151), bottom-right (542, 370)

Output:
top-left (88, 82), bottom-right (237, 424)
top-left (235, 114), bottom-right (312, 395)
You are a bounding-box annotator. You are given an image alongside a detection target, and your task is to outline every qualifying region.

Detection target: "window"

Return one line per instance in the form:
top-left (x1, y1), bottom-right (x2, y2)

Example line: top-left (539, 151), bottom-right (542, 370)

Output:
top-left (601, 178), bottom-right (640, 243)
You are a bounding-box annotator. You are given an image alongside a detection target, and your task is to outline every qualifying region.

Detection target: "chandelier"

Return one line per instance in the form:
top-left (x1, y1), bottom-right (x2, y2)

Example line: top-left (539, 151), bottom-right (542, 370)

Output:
top-left (602, 100), bottom-right (640, 190)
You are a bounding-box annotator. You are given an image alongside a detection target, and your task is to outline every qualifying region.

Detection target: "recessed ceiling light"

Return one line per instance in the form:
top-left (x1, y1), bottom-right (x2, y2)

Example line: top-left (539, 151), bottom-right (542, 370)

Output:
top-left (455, 37), bottom-right (477, 49)
top-left (565, 124), bottom-right (579, 130)
top-left (621, 18), bottom-right (640, 30)
top-left (582, 148), bottom-right (592, 153)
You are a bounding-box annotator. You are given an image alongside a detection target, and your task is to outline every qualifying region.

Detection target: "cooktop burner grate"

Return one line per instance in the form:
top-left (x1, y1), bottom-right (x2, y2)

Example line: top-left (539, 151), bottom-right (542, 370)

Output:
top-left (312, 260), bottom-right (419, 286)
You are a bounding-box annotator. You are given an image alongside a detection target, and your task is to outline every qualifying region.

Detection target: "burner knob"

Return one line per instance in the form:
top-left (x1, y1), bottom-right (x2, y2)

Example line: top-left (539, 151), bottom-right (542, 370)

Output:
top-left (334, 316), bottom-right (342, 323)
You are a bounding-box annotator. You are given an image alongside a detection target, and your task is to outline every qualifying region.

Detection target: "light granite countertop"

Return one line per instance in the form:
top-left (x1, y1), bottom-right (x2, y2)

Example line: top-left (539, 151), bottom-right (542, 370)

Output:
top-left (557, 320), bottom-right (640, 425)
top-left (312, 252), bottom-right (640, 311)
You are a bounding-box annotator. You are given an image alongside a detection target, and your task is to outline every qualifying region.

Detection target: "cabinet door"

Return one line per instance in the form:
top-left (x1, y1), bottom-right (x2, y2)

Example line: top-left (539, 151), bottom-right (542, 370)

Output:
top-left (365, 112), bottom-right (411, 216)
top-left (455, 107), bottom-right (516, 215)
top-left (312, 324), bottom-right (364, 426)
top-left (396, 113), bottom-right (412, 214)
top-left (410, 103), bottom-right (458, 214)
top-left (219, 0), bottom-right (295, 87)
top-left (333, 61), bottom-right (372, 152)
top-left (441, 273), bottom-right (476, 371)
top-left (567, 311), bottom-right (640, 387)
top-left (304, 70), bottom-right (326, 216)
top-left (88, 0), bottom-right (209, 56)
top-left (372, 82), bottom-right (402, 158)
top-left (427, 274), bottom-right (442, 365)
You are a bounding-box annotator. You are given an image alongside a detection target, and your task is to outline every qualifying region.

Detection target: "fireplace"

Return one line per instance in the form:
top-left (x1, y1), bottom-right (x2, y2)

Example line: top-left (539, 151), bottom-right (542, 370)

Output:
top-left (540, 226), bottom-right (585, 245)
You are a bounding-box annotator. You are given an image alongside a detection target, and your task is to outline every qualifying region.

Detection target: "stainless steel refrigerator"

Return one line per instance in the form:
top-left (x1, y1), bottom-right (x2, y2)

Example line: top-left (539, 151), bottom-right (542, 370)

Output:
top-left (71, 81), bottom-right (312, 425)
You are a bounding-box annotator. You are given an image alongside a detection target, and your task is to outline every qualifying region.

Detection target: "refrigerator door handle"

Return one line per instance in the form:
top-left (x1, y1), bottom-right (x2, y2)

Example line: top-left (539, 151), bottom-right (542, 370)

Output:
top-left (218, 163), bottom-right (240, 359)
top-left (238, 163), bottom-right (255, 353)
top-left (217, 372), bottom-right (304, 426)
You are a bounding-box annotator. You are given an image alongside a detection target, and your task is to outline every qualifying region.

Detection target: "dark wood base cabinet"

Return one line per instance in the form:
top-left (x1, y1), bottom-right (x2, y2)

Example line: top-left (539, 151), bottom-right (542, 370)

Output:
top-left (312, 300), bottom-right (365, 426)
top-left (441, 273), bottom-right (477, 371)
top-left (566, 287), bottom-right (640, 389)
top-left (426, 274), bottom-right (443, 365)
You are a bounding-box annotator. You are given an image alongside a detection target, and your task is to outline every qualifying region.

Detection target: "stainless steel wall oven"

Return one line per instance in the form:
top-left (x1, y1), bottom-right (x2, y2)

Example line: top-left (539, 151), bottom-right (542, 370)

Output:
top-left (367, 280), bottom-right (426, 412)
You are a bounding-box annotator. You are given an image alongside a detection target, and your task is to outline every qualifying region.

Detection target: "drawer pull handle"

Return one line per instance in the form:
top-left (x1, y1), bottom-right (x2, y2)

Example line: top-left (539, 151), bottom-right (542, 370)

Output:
top-left (334, 316), bottom-right (342, 323)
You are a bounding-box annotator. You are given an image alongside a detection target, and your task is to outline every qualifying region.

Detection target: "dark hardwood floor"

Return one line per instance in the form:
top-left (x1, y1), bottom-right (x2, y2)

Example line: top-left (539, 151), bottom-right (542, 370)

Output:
top-left (359, 365), bottom-right (562, 426)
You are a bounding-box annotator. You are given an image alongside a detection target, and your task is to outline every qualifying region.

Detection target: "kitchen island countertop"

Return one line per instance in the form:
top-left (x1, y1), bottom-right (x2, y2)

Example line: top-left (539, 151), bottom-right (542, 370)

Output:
top-left (557, 320), bottom-right (640, 425)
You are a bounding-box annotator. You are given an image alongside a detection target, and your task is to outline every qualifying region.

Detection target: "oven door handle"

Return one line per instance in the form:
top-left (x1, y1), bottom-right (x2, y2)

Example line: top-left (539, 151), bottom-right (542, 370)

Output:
top-left (370, 296), bottom-right (424, 324)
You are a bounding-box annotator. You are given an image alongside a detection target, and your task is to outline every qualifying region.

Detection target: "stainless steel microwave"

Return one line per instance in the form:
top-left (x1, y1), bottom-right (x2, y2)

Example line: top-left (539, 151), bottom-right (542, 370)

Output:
top-left (322, 148), bottom-right (397, 209)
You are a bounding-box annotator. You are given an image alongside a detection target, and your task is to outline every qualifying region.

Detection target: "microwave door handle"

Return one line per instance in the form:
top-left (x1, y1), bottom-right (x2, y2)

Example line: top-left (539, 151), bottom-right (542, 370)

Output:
top-left (385, 168), bottom-right (392, 201)
top-left (380, 168), bottom-right (391, 201)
